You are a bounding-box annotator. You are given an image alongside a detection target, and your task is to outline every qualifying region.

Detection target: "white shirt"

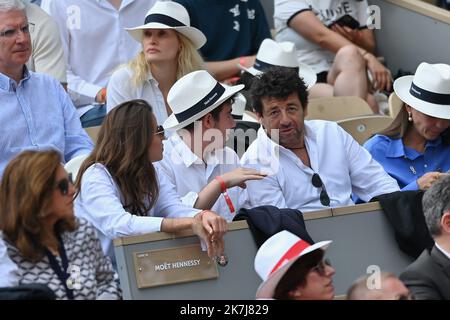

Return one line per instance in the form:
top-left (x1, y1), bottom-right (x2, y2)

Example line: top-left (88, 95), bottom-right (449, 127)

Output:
top-left (40, 0), bottom-right (52, 12)
top-left (241, 121), bottom-right (399, 212)
top-left (26, 3), bottom-right (67, 84)
top-left (435, 242), bottom-right (450, 260)
top-left (274, 0), bottom-right (369, 73)
top-left (0, 234), bottom-right (19, 288)
top-left (74, 163), bottom-right (198, 262)
top-left (47, 0), bottom-right (154, 114)
top-left (106, 66), bottom-right (169, 125)
top-left (156, 134), bottom-right (250, 221)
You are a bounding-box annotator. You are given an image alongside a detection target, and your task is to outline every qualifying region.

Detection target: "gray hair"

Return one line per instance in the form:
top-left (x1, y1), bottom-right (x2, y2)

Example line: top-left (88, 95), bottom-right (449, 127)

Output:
top-left (0, 0), bottom-right (26, 13)
top-left (347, 272), bottom-right (397, 300)
top-left (422, 175), bottom-right (450, 237)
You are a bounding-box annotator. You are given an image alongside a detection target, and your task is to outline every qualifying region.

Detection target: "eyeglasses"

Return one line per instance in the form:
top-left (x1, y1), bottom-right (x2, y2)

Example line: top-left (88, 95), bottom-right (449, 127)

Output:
top-left (56, 173), bottom-right (73, 196)
top-left (155, 125), bottom-right (165, 138)
top-left (312, 173), bottom-right (330, 206)
top-left (311, 259), bottom-right (332, 276)
top-left (0, 23), bottom-right (34, 38)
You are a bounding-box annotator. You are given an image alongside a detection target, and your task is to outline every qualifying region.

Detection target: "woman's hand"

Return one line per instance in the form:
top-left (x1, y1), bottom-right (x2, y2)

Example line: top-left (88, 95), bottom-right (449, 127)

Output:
top-left (220, 168), bottom-right (267, 189)
top-left (192, 210), bottom-right (227, 258)
top-left (417, 172), bottom-right (447, 190)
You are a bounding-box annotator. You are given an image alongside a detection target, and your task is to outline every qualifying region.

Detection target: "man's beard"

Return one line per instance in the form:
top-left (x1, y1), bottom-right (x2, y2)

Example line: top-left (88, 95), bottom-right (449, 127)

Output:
top-left (279, 127), bottom-right (303, 148)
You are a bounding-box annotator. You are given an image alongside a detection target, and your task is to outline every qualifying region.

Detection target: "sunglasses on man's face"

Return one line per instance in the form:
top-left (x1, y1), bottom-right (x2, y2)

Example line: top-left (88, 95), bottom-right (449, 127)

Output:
top-left (312, 173), bottom-right (330, 206)
top-left (56, 173), bottom-right (73, 196)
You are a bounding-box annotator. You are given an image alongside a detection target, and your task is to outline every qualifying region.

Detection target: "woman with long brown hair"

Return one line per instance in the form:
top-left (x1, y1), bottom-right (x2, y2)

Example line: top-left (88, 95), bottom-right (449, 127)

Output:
top-left (106, 1), bottom-right (205, 125)
top-left (0, 150), bottom-right (120, 299)
top-left (364, 63), bottom-right (450, 191)
top-left (74, 99), bottom-right (227, 264)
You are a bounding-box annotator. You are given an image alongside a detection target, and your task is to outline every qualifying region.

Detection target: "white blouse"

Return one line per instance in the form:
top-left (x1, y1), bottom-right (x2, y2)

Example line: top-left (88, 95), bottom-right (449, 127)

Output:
top-left (74, 163), bottom-right (198, 262)
top-left (0, 234), bottom-right (19, 288)
top-left (106, 66), bottom-right (169, 125)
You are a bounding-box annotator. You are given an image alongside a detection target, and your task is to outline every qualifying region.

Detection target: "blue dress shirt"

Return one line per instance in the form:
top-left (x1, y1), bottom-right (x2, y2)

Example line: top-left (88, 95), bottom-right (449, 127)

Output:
top-left (364, 134), bottom-right (450, 190)
top-left (0, 69), bottom-right (93, 177)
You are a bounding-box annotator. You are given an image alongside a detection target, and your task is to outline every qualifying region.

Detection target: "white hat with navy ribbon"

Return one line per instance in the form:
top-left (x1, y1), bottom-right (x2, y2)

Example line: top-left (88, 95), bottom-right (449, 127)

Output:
top-left (239, 38), bottom-right (317, 89)
top-left (163, 70), bottom-right (245, 131)
top-left (394, 62), bottom-right (450, 119)
top-left (126, 1), bottom-right (206, 49)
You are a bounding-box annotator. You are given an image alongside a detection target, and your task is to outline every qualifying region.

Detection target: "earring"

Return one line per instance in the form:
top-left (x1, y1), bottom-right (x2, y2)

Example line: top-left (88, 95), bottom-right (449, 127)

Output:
top-left (408, 112), bottom-right (412, 122)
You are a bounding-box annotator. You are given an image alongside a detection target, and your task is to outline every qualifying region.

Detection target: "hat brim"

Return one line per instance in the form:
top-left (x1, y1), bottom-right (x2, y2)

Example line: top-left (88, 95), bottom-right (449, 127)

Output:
top-left (163, 84), bottom-right (245, 131)
top-left (394, 75), bottom-right (450, 120)
top-left (239, 63), bottom-right (317, 90)
top-left (255, 240), bottom-right (332, 299)
top-left (126, 24), bottom-right (206, 49)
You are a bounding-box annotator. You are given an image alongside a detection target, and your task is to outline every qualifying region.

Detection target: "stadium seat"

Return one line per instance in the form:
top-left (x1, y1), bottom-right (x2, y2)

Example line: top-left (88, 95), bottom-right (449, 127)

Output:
top-left (337, 115), bottom-right (393, 145)
top-left (227, 120), bottom-right (260, 158)
top-left (306, 96), bottom-right (373, 121)
top-left (64, 154), bottom-right (88, 181)
top-left (388, 92), bottom-right (404, 119)
top-left (84, 125), bottom-right (101, 144)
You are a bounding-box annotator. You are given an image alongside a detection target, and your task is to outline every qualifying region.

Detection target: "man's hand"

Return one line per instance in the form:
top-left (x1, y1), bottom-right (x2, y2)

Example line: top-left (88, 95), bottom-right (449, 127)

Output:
top-left (364, 53), bottom-right (392, 92)
top-left (331, 24), bottom-right (362, 43)
top-left (95, 88), bottom-right (107, 104)
top-left (239, 55), bottom-right (257, 69)
top-left (220, 168), bottom-right (267, 189)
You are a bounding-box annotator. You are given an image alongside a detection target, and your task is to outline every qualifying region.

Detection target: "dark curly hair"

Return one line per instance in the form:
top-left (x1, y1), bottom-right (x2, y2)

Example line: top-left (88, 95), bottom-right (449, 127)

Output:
top-left (250, 67), bottom-right (308, 115)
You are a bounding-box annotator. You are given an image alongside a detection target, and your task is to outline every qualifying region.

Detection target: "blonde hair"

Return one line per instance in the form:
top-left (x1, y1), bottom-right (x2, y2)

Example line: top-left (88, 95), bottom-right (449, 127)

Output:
top-left (127, 32), bottom-right (204, 87)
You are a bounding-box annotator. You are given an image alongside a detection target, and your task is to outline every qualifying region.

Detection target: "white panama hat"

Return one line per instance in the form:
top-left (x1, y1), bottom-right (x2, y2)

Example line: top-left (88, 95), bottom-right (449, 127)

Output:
top-left (394, 62), bottom-right (450, 119)
top-left (163, 70), bottom-right (244, 131)
top-left (254, 230), bottom-right (332, 299)
top-left (231, 93), bottom-right (246, 120)
top-left (239, 38), bottom-right (317, 89)
top-left (126, 1), bottom-right (206, 49)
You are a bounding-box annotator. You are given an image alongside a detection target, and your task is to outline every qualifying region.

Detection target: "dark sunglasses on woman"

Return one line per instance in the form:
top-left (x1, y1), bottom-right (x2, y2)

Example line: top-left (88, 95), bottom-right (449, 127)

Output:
top-left (155, 125), bottom-right (165, 138)
top-left (56, 173), bottom-right (73, 196)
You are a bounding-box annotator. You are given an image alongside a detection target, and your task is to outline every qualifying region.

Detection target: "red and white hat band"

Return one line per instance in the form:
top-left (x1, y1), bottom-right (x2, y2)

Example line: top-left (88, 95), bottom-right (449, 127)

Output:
top-left (269, 239), bottom-right (311, 276)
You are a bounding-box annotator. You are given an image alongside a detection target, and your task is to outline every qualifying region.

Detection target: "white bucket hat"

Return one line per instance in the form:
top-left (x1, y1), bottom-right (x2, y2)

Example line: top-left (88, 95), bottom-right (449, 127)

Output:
top-left (163, 70), bottom-right (245, 131)
top-left (126, 1), bottom-right (206, 49)
top-left (254, 230), bottom-right (332, 299)
top-left (394, 62), bottom-right (450, 119)
top-left (239, 38), bottom-right (317, 89)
